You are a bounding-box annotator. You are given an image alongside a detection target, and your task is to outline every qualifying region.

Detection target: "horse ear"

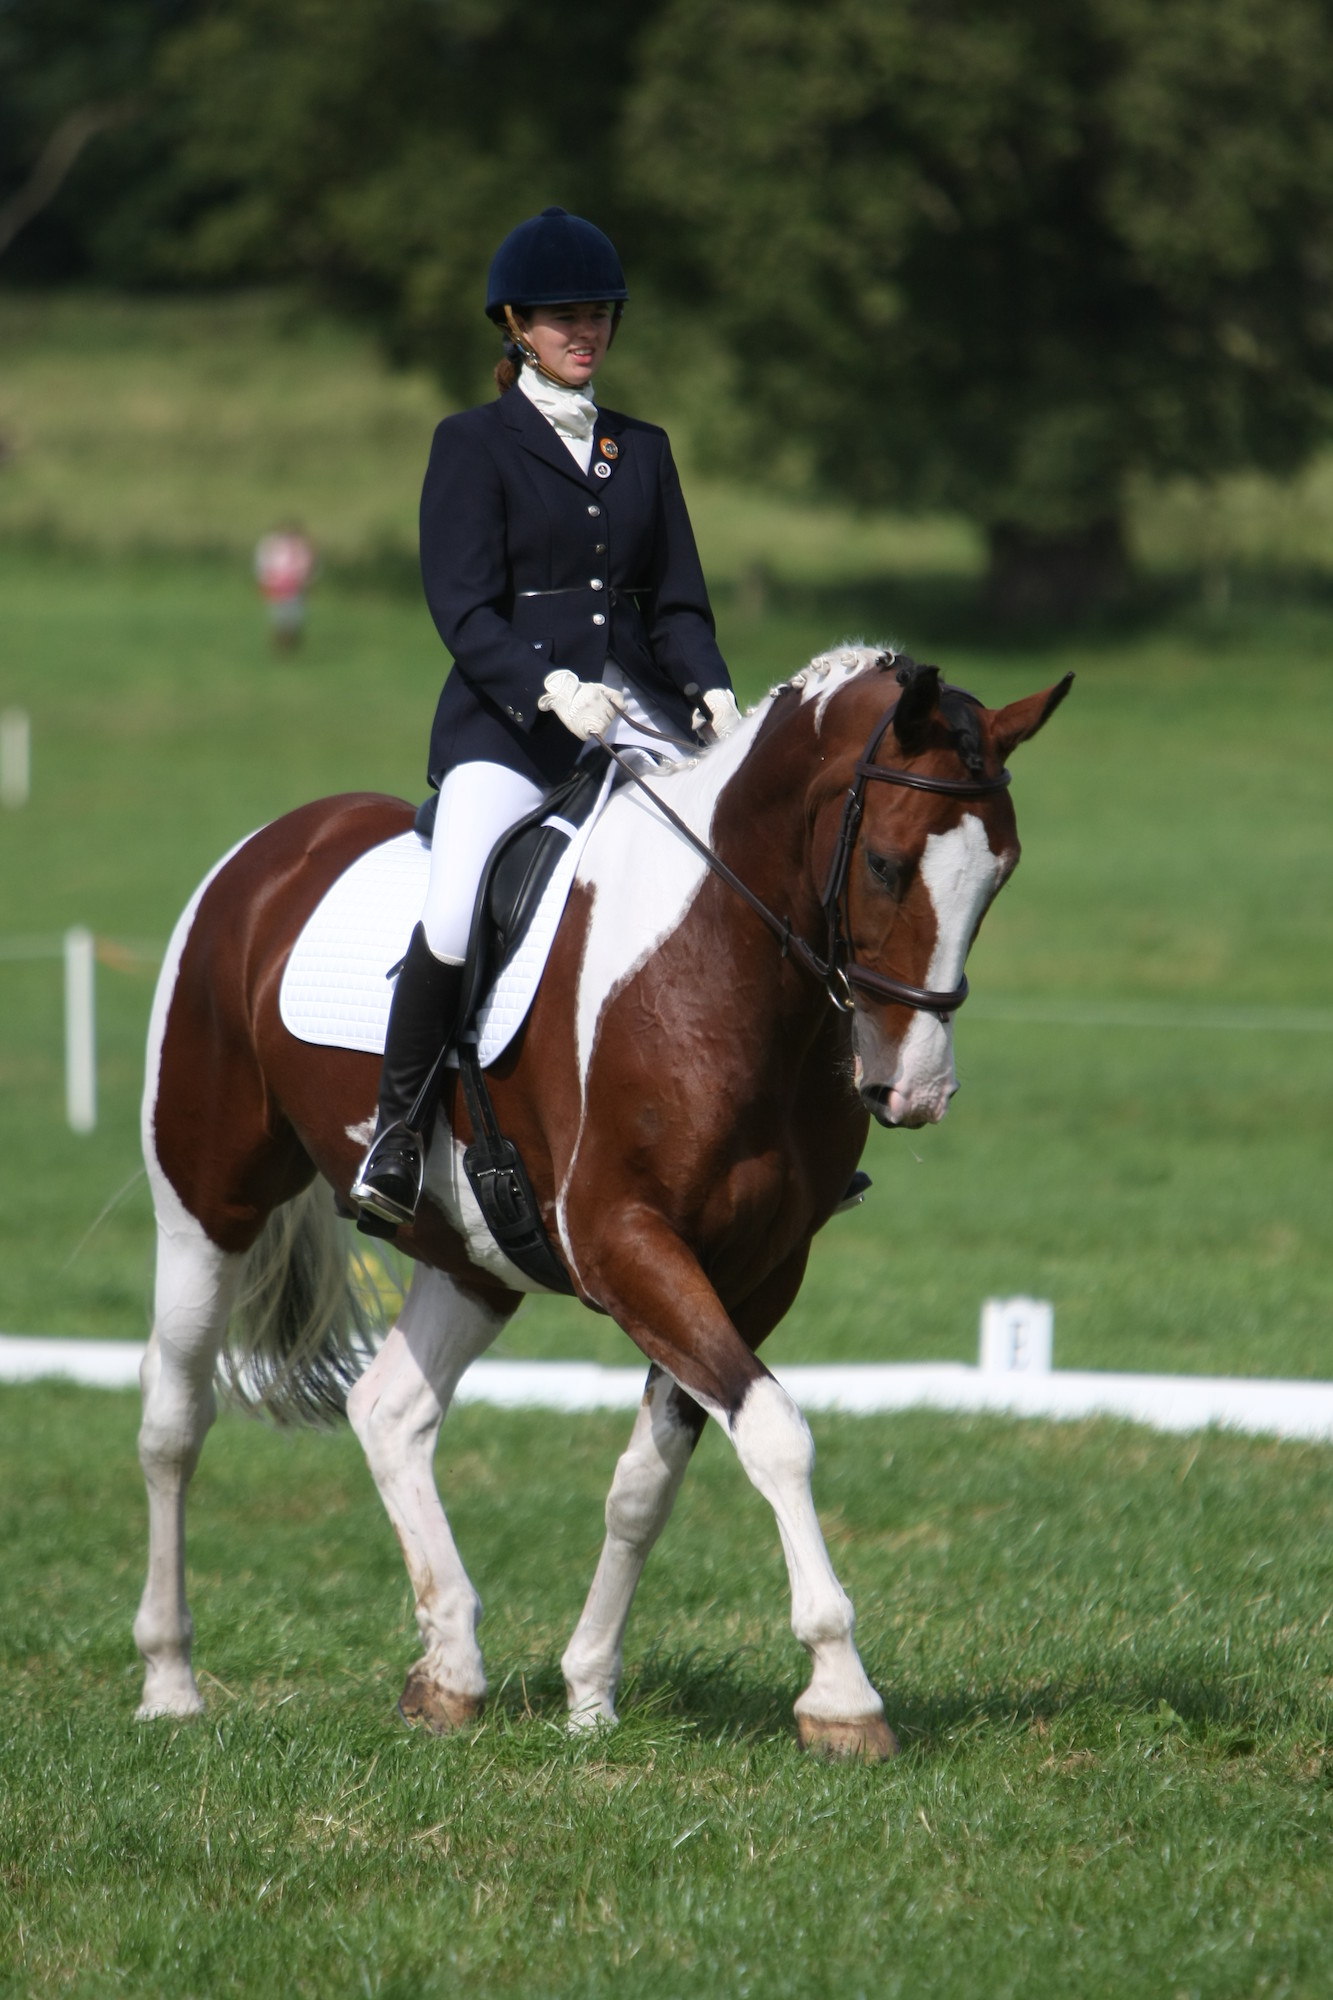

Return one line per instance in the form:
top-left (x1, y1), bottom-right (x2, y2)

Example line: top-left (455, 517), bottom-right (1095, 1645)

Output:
top-left (891, 662), bottom-right (941, 752)
top-left (992, 672), bottom-right (1074, 758)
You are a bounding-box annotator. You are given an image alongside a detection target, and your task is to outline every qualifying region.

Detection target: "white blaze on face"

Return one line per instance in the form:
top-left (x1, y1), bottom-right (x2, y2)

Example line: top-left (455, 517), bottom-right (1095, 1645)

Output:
top-left (854, 813), bottom-right (1006, 1127)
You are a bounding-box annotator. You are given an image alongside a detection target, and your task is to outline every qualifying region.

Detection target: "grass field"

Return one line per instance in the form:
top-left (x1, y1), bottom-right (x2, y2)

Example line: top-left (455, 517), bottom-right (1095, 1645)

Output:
top-left (2, 545), bottom-right (1331, 1377)
top-left (1, 289), bottom-right (1331, 1995)
top-left (2, 1383), bottom-right (1331, 1996)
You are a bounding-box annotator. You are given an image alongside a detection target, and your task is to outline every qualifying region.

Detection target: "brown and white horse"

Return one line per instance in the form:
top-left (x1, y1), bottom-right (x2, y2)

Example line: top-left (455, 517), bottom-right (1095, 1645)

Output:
top-left (134, 646), bottom-right (1070, 1758)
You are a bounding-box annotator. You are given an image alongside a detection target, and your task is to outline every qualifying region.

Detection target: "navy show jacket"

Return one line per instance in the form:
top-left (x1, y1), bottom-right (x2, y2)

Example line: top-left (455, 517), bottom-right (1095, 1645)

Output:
top-left (420, 388), bottom-right (732, 788)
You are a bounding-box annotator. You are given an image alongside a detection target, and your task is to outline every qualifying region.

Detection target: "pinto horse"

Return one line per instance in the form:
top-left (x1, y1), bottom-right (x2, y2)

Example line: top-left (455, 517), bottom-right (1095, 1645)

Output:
top-left (135, 646), bottom-right (1070, 1759)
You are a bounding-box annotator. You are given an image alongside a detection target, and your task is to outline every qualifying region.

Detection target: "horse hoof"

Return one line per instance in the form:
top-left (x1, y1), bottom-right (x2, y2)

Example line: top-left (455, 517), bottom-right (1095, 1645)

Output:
top-left (398, 1664), bottom-right (484, 1736)
top-left (136, 1670), bottom-right (206, 1720)
top-left (797, 1712), bottom-right (900, 1762)
top-left (565, 1701), bottom-right (618, 1735)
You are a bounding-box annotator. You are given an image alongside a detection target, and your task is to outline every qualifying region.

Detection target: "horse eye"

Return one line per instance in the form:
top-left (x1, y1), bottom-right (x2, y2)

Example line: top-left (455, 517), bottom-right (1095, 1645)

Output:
top-left (866, 850), bottom-right (909, 897)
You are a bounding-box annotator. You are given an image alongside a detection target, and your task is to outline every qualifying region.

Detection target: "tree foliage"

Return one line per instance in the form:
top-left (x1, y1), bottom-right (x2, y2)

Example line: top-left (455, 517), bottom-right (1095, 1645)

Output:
top-left (8, 0), bottom-right (1333, 604)
top-left (0, 0), bottom-right (200, 279)
top-left (147, 0), bottom-right (664, 393)
top-left (627, 0), bottom-right (1333, 598)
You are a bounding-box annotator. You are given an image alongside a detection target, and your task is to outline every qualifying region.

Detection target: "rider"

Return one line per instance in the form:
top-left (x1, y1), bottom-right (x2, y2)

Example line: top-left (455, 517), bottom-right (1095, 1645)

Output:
top-left (352, 206), bottom-right (742, 1229)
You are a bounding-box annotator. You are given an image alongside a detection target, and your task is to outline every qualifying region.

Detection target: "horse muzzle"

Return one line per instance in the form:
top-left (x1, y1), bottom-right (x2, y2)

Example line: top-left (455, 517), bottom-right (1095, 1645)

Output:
top-left (859, 1079), bottom-right (956, 1128)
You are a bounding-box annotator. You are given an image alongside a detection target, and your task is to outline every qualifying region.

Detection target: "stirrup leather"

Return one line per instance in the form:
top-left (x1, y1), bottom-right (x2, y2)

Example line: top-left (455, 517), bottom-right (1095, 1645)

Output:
top-left (350, 1121), bottom-right (425, 1227)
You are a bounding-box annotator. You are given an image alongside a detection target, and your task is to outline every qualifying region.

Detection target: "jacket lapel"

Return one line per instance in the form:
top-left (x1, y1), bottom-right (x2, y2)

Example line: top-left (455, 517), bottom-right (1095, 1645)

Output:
top-left (501, 387), bottom-right (627, 492)
top-left (501, 387), bottom-right (593, 489)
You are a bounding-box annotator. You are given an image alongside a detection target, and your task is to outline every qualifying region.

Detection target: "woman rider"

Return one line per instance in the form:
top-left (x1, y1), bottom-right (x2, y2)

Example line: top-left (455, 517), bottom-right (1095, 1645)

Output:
top-left (352, 205), bottom-right (741, 1229)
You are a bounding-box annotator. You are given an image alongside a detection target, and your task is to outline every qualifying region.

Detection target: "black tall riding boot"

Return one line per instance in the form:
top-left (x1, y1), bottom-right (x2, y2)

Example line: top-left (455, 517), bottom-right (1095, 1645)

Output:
top-left (351, 924), bottom-right (464, 1229)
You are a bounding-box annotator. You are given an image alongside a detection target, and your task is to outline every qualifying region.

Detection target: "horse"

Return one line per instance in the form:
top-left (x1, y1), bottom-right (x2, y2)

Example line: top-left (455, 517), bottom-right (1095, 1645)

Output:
top-left (134, 645), bottom-right (1071, 1760)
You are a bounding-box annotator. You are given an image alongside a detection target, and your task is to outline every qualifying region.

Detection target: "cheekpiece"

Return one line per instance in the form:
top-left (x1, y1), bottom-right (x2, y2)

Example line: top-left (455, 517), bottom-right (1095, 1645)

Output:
top-left (485, 206), bottom-right (628, 320)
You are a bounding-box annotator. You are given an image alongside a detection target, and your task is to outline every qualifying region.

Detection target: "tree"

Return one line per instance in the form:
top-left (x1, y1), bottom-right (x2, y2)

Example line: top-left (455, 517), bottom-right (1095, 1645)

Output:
top-left (145, 0), bottom-right (667, 398)
top-left (0, 1), bottom-right (200, 280)
top-left (625, 0), bottom-right (1333, 614)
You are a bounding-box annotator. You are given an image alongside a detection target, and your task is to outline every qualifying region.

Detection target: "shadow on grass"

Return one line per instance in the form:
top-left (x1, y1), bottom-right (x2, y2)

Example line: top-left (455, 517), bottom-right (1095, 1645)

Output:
top-left (481, 1649), bottom-right (1289, 1760)
top-left (485, 1650), bottom-right (793, 1747)
top-left (884, 1667), bottom-right (1291, 1755)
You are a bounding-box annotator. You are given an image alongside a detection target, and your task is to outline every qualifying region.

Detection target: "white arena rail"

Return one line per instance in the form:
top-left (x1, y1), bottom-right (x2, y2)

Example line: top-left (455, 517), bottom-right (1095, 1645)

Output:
top-left (2, 1336), bottom-right (1332, 1445)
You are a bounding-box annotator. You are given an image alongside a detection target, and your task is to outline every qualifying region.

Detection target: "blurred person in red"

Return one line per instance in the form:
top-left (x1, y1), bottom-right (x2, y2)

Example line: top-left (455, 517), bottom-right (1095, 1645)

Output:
top-left (254, 527), bottom-right (316, 650)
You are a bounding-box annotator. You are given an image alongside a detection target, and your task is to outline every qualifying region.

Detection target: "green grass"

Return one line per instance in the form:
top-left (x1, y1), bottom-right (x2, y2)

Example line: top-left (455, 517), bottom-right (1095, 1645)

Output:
top-left (0, 289), bottom-right (978, 590)
top-left (9, 286), bottom-right (1333, 592)
top-left (2, 291), bottom-right (1333, 1995)
top-left (1, 548), bottom-right (1331, 1376)
top-left (1, 1382), bottom-right (1331, 1997)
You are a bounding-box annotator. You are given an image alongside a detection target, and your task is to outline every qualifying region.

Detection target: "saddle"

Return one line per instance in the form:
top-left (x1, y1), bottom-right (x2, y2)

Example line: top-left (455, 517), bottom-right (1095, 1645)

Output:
top-left (415, 756), bottom-right (610, 1294)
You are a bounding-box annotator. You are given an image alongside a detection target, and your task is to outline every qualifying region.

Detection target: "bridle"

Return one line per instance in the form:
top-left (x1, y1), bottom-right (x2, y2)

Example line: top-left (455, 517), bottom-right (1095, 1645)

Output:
top-left (594, 680), bottom-right (1012, 1020)
top-left (819, 700), bottom-right (1011, 1015)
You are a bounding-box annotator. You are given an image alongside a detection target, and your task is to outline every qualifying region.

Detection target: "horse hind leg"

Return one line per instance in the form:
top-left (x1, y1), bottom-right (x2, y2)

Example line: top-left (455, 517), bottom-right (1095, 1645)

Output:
top-left (134, 1215), bottom-right (245, 1718)
top-left (346, 1264), bottom-right (513, 1733)
top-left (561, 1367), bottom-right (705, 1729)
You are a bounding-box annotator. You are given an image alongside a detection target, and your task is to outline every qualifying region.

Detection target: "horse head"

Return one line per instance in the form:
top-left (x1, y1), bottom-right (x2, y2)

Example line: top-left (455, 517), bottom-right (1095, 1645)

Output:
top-left (807, 651), bottom-right (1073, 1128)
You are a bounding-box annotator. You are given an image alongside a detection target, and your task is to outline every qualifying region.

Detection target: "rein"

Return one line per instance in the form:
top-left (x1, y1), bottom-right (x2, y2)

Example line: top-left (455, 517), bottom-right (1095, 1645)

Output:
top-left (593, 691), bottom-right (1011, 1019)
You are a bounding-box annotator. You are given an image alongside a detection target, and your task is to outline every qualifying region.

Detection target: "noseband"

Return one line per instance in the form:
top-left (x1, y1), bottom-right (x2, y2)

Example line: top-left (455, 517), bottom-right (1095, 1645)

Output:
top-left (594, 686), bottom-right (1011, 1020)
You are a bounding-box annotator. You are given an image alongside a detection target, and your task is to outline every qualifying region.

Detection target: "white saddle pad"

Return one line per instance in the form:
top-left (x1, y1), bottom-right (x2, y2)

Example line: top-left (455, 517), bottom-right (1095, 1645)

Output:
top-left (279, 765), bottom-right (613, 1066)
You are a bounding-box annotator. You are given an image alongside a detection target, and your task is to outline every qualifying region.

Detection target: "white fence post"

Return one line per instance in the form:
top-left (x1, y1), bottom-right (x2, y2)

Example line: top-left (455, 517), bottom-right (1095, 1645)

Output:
top-left (0, 709), bottom-right (30, 809)
top-left (64, 926), bottom-right (96, 1134)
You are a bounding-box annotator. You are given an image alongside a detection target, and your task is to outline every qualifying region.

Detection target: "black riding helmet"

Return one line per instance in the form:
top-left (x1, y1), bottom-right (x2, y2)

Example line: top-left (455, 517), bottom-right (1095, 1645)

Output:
top-left (485, 206), bottom-right (627, 321)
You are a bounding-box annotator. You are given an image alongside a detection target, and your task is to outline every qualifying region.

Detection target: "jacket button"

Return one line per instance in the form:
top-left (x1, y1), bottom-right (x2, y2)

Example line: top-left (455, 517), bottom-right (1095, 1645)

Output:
top-left (594, 541), bottom-right (606, 552)
top-left (587, 504), bottom-right (601, 517)
top-left (592, 612), bottom-right (605, 626)
top-left (590, 578), bottom-right (604, 591)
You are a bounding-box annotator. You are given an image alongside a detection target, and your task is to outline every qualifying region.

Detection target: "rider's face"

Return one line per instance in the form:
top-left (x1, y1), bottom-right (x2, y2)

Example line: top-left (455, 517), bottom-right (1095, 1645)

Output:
top-left (517, 303), bottom-right (614, 386)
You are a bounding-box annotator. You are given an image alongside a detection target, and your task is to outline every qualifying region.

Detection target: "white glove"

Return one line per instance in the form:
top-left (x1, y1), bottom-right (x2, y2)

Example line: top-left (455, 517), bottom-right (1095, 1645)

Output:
top-left (698, 687), bottom-right (742, 740)
top-left (538, 669), bottom-right (623, 741)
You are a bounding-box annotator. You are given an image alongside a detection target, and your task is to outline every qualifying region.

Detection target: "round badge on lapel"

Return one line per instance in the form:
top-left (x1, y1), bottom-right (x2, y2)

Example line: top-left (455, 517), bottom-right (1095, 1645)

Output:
top-left (593, 461), bottom-right (612, 479)
top-left (598, 437), bottom-right (619, 459)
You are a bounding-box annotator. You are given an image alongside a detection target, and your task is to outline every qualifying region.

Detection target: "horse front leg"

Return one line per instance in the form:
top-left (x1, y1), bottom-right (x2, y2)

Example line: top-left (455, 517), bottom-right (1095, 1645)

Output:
top-left (561, 1249), bottom-right (811, 1730)
top-left (571, 1206), bottom-right (897, 1760)
top-left (135, 1218), bottom-right (245, 1718)
top-left (345, 1263), bottom-right (514, 1732)
top-left (561, 1366), bottom-right (706, 1727)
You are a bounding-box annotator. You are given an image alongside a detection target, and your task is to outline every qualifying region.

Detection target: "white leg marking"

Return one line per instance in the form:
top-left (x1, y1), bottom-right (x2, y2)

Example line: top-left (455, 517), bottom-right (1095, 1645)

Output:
top-left (134, 1219), bottom-right (245, 1718)
top-left (135, 853), bottom-right (257, 1720)
top-left (561, 1378), bottom-right (699, 1728)
top-left (346, 1265), bottom-right (509, 1708)
top-left (729, 1377), bottom-right (883, 1725)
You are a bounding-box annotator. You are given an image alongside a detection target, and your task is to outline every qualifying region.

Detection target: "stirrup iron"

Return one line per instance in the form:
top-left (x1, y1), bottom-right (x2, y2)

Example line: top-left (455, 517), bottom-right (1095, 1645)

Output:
top-left (350, 1120), bottom-right (426, 1228)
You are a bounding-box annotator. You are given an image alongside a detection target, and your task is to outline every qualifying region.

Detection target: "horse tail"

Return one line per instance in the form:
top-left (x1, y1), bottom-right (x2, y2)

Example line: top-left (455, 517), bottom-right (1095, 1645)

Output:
top-left (220, 1181), bottom-right (381, 1427)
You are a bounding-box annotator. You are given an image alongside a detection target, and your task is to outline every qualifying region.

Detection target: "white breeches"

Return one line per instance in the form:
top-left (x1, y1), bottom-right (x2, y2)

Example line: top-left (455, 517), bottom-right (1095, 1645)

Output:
top-left (419, 665), bottom-right (689, 964)
top-left (421, 762), bottom-right (544, 962)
